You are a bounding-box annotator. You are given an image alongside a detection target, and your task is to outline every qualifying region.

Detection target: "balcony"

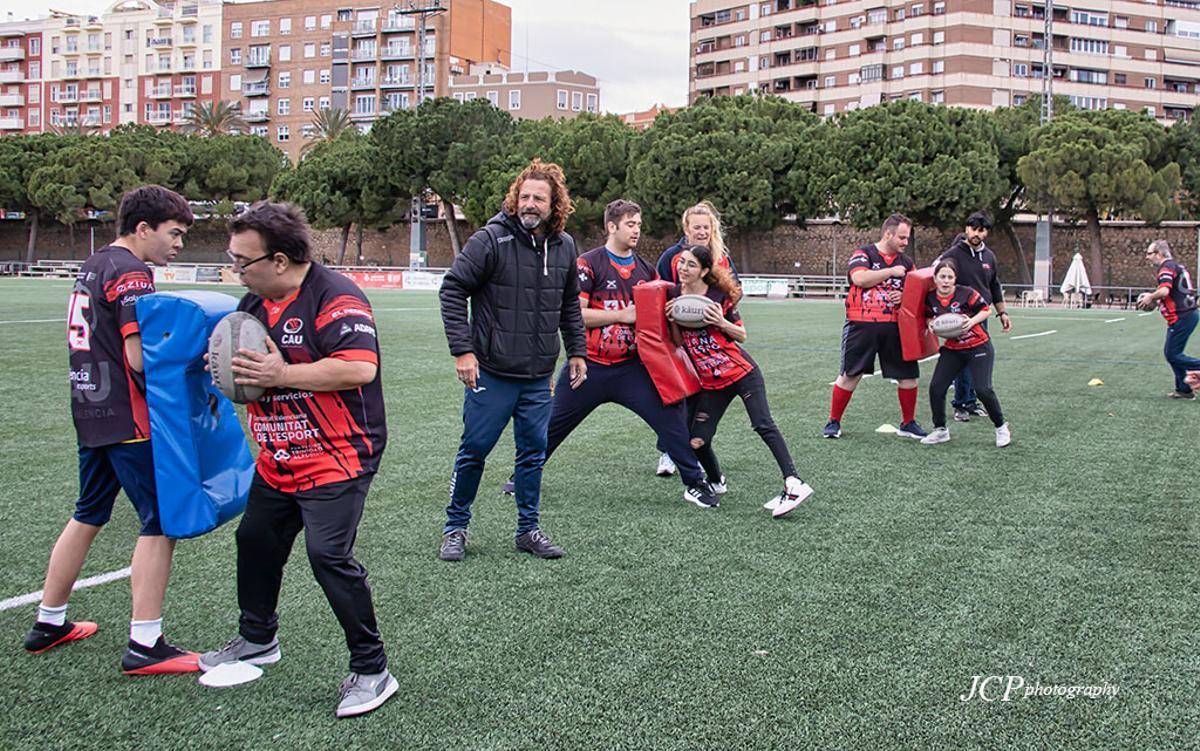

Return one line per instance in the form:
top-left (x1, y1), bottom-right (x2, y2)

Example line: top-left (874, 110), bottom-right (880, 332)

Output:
top-left (148, 37), bottom-right (173, 48)
top-left (380, 76), bottom-right (414, 88)
top-left (150, 87), bottom-right (173, 99)
top-left (380, 45), bottom-right (413, 60)
top-left (349, 108), bottom-right (377, 120)
top-left (0, 93), bottom-right (25, 106)
top-left (84, 44), bottom-right (103, 55)
top-left (382, 17), bottom-right (415, 32)
top-left (243, 80), bottom-right (270, 96)
top-left (84, 69), bottom-right (102, 78)
top-left (62, 68), bottom-right (83, 80)
top-left (173, 109), bottom-right (193, 124)
top-left (84, 16), bottom-right (102, 31)
top-left (61, 46), bottom-right (81, 57)
top-left (0, 47), bottom-right (27, 62)
top-left (243, 111), bottom-right (270, 123)
top-left (351, 77), bottom-right (377, 90)
top-left (178, 59), bottom-right (198, 72)
top-left (81, 89), bottom-right (103, 102)
top-left (0, 29), bottom-right (24, 38)
top-left (352, 48), bottom-right (378, 61)
top-left (178, 36), bottom-right (198, 48)
top-left (63, 20), bottom-right (80, 32)
top-left (147, 111), bottom-right (172, 124)
top-left (352, 20), bottom-right (377, 37)
top-left (180, 6), bottom-right (199, 23)
top-left (58, 91), bottom-right (79, 103)
top-left (245, 54), bottom-right (271, 68)
top-left (173, 85), bottom-right (196, 97)
top-left (0, 70), bottom-right (24, 83)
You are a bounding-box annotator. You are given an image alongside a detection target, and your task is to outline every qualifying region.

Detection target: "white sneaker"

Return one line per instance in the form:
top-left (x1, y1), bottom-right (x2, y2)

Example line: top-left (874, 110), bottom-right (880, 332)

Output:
top-left (995, 422), bottom-right (1011, 448)
top-left (656, 452), bottom-right (676, 477)
top-left (772, 477), bottom-right (814, 518)
top-left (763, 495), bottom-right (780, 510)
top-left (711, 475), bottom-right (727, 495)
top-left (921, 427), bottom-right (950, 445)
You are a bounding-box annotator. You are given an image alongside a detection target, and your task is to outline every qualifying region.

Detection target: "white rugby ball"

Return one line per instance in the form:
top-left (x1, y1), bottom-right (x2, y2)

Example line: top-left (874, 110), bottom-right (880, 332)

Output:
top-left (672, 294), bottom-right (716, 329)
top-left (208, 311), bottom-right (270, 403)
top-left (930, 312), bottom-right (969, 340)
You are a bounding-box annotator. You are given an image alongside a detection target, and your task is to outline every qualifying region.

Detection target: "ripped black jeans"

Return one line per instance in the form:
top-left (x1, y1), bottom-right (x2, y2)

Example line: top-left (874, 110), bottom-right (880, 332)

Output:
top-left (689, 365), bottom-right (798, 483)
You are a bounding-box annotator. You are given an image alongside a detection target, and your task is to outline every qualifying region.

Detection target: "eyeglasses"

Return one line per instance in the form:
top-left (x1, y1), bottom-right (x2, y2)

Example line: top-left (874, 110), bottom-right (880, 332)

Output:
top-left (226, 249), bottom-right (273, 272)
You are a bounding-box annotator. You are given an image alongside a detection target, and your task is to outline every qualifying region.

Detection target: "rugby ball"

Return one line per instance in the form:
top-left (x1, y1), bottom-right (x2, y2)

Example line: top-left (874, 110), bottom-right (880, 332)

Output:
top-left (671, 294), bottom-right (716, 329)
top-left (208, 311), bottom-right (270, 404)
top-left (930, 313), bottom-right (968, 340)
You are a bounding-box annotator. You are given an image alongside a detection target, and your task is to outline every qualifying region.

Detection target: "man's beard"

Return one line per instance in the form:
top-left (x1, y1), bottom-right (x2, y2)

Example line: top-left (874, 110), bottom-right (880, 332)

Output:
top-left (520, 212), bottom-right (543, 230)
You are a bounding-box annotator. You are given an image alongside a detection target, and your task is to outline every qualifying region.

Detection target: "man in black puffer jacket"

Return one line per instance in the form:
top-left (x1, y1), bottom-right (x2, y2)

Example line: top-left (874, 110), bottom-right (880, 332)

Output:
top-left (438, 159), bottom-right (587, 562)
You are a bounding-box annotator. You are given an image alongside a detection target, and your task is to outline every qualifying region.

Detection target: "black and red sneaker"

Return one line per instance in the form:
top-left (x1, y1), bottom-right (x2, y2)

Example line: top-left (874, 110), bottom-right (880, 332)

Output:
top-left (24, 620), bottom-right (99, 654)
top-left (120, 636), bottom-right (200, 675)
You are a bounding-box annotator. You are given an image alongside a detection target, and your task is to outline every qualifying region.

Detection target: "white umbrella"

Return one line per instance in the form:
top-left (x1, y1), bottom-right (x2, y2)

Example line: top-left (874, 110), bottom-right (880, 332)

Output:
top-left (1060, 253), bottom-right (1092, 296)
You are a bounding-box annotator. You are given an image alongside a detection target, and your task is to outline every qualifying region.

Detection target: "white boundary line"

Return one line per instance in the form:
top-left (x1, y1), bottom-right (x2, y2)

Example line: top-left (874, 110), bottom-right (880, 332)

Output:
top-left (0, 567), bottom-right (132, 612)
top-left (0, 318), bottom-right (60, 325)
top-left (1011, 330), bottom-right (1058, 340)
top-left (1104, 318), bottom-right (1126, 323)
top-left (1138, 312), bottom-right (1155, 317)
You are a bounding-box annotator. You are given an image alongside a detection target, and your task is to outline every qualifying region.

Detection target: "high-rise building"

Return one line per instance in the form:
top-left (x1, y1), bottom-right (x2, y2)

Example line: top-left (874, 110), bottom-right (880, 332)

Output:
top-left (221, 0), bottom-right (511, 160)
top-left (689, 0), bottom-right (1200, 122)
top-left (0, 1), bottom-right (223, 134)
top-left (447, 63), bottom-right (601, 119)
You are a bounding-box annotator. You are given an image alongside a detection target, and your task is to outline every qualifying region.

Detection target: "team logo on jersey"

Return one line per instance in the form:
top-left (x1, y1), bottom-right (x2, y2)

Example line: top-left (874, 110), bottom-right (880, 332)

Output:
top-left (283, 317), bottom-right (304, 334)
top-left (340, 323), bottom-right (352, 336)
top-left (273, 448), bottom-right (291, 461)
top-left (579, 272), bottom-right (590, 282)
top-left (605, 280), bottom-right (619, 290)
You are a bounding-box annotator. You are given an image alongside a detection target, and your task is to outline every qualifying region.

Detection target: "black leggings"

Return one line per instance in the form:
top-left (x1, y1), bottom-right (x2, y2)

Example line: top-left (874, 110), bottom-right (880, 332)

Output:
top-left (689, 366), bottom-right (798, 482)
top-left (929, 342), bottom-right (1005, 429)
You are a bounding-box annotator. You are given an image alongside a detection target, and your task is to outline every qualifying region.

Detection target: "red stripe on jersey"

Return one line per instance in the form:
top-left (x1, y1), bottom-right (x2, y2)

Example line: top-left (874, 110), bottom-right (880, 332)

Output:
top-left (103, 271), bottom-right (153, 303)
top-left (330, 349), bottom-right (379, 364)
top-left (120, 321), bottom-right (140, 338)
top-left (264, 289), bottom-right (301, 328)
top-left (315, 295), bottom-right (375, 330)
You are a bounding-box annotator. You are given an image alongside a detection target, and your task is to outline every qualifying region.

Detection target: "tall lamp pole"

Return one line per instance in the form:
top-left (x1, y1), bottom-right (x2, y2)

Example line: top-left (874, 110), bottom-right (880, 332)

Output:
top-left (1033, 0), bottom-right (1054, 299)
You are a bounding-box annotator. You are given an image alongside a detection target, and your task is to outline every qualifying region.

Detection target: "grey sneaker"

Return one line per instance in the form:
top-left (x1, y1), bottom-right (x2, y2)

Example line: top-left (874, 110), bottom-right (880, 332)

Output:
top-left (335, 670), bottom-right (399, 718)
top-left (198, 635), bottom-right (281, 672)
top-left (439, 529), bottom-right (467, 561)
top-left (953, 409), bottom-right (971, 422)
top-left (515, 528), bottom-right (564, 558)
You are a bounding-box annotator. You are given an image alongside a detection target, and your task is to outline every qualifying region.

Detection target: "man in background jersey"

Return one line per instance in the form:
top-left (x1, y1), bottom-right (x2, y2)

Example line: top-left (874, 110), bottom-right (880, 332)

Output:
top-left (538, 199), bottom-right (717, 508)
top-left (1137, 239), bottom-right (1200, 399)
top-left (198, 202), bottom-right (396, 719)
top-left (24, 185), bottom-right (199, 675)
top-left (823, 213), bottom-right (927, 440)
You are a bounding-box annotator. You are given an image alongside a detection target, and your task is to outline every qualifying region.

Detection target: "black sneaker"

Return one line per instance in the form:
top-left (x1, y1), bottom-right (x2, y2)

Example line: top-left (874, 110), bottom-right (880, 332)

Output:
top-left (1168, 390), bottom-right (1196, 400)
top-left (439, 529), bottom-right (468, 561)
top-left (822, 419), bottom-right (842, 439)
top-left (953, 409), bottom-right (971, 422)
top-left (969, 405), bottom-right (989, 417)
top-left (684, 482), bottom-right (719, 508)
top-left (896, 420), bottom-right (928, 439)
top-left (515, 528), bottom-right (564, 558)
top-left (24, 620), bottom-right (98, 654)
top-left (120, 636), bottom-right (199, 675)
top-left (501, 475), bottom-right (515, 496)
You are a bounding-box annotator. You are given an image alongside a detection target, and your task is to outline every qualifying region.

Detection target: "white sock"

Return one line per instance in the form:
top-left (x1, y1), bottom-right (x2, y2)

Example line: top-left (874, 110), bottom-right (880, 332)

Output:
top-left (130, 618), bottom-right (163, 647)
top-left (38, 603), bottom-right (67, 627)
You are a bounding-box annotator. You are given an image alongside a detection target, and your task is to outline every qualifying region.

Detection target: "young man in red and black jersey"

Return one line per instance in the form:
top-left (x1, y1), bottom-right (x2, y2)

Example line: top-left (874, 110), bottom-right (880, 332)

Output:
top-left (198, 202), bottom-right (396, 719)
top-left (823, 213), bottom-right (928, 440)
top-left (535, 199), bottom-right (717, 508)
top-left (1137, 239), bottom-right (1200, 399)
top-left (24, 185), bottom-right (200, 675)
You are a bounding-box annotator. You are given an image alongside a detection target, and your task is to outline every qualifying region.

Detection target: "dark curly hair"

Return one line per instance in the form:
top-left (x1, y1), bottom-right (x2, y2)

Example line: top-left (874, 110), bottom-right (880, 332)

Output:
top-left (228, 201), bottom-right (312, 264)
top-left (683, 244), bottom-right (742, 307)
top-left (502, 158), bottom-right (575, 236)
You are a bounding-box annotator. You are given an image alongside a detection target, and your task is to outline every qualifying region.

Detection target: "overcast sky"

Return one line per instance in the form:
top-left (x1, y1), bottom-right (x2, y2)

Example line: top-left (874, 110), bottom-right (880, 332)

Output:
top-left (8, 0), bottom-right (692, 113)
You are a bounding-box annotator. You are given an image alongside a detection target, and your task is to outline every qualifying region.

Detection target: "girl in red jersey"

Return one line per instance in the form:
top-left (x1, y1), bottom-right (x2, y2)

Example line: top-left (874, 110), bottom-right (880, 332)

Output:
top-left (921, 259), bottom-right (1012, 447)
top-left (666, 245), bottom-right (814, 517)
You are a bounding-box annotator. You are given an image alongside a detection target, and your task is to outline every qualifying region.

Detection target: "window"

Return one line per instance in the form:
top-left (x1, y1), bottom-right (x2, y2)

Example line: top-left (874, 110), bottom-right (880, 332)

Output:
top-left (571, 91), bottom-right (582, 111)
top-left (319, 96), bottom-right (330, 109)
top-left (277, 125), bottom-right (288, 142)
top-left (305, 16), bottom-right (316, 31)
top-left (203, 49), bottom-right (213, 69)
top-left (279, 45), bottom-right (291, 62)
top-left (230, 74), bottom-right (241, 91)
top-left (230, 22), bottom-right (242, 39)
top-left (251, 20), bottom-right (270, 37)
top-left (1146, 20), bottom-right (1157, 33)
top-left (337, 9), bottom-right (352, 21)
top-left (908, 92), bottom-right (922, 101)
top-left (320, 14), bottom-right (332, 29)
top-left (278, 71), bottom-right (290, 88)
top-left (867, 8), bottom-right (886, 24)
top-left (230, 48), bottom-right (241, 65)
top-left (586, 93), bottom-right (598, 112)
top-left (320, 43), bottom-right (331, 57)
top-left (509, 90), bottom-right (520, 109)
top-left (452, 91), bottom-right (464, 102)
top-left (354, 94), bottom-right (375, 114)
top-left (1070, 68), bottom-right (1107, 84)
top-left (893, 38), bottom-right (905, 50)
top-left (894, 8), bottom-right (905, 20)
top-left (933, 31), bottom-right (945, 44)
top-left (280, 18), bottom-right (292, 35)
top-left (911, 4), bottom-right (923, 15)
top-left (1013, 94), bottom-right (1026, 105)
top-left (250, 125), bottom-right (267, 137)
top-left (556, 89), bottom-right (567, 110)
top-left (29, 38), bottom-right (40, 55)
top-left (931, 90), bottom-right (944, 103)
top-left (849, 43), bottom-right (861, 55)
top-left (304, 43), bottom-right (315, 58)
top-left (1068, 95), bottom-right (1107, 110)
top-left (909, 61), bottom-right (923, 75)
top-left (29, 61), bottom-right (40, 78)
top-left (761, 31), bottom-right (772, 43)
top-left (303, 69), bottom-right (315, 85)
top-left (824, 75), bottom-right (836, 87)
top-left (277, 98), bottom-right (289, 115)
top-left (891, 66), bottom-right (904, 79)
top-left (1070, 38), bottom-right (1108, 55)
top-left (823, 103), bottom-right (835, 115)
top-left (203, 25), bottom-right (213, 43)
top-left (1114, 16), bottom-right (1127, 29)
top-left (1014, 63), bottom-right (1028, 77)
top-left (29, 110), bottom-right (40, 126)
top-left (303, 97), bottom-right (314, 111)
top-left (320, 69), bottom-right (331, 84)
top-left (1145, 77), bottom-right (1156, 89)
top-left (933, 2), bottom-right (944, 14)
top-left (1114, 73), bottom-right (1126, 85)
top-left (911, 32), bottom-right (923, 45)
top-left (1070, 10), bottom-right (1106, 26)
top-left (1143, 106), bottom-right (1155, 118)
top-left (734, 35), bottom-right (746, 47)
top-left (932, 59), bottom-right (944, 73)
top-left (486, 90), bottom-right (498, 106)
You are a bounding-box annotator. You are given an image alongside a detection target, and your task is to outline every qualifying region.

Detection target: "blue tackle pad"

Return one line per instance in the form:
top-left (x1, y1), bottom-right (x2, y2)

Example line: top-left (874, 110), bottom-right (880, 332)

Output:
top-left (136, 291), bottom-right (254, 539)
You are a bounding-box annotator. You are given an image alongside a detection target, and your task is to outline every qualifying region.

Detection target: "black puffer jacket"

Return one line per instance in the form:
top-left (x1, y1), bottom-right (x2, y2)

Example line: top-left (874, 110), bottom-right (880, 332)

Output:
top-left (440, 211), bottom-right (586, 380)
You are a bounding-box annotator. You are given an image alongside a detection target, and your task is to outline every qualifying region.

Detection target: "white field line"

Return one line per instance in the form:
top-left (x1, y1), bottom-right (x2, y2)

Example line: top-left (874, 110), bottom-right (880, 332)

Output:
top-left (1015, 315), bottom-right (1121, 322)
top-left (0, 318), bottom-right (60, 325)
top-left (373, 307), bottom-right (438, 312)
top-left (827, 355), bottom-right (939, 386)
top-left (1138, 312), bottom-right (1155, 317)
top-left (1104, 318), bottom-right (1126, 323)
top-left (0, 566), bottom-right (132, 612)
top-left (1010, 330), bottom-right (1058, 341)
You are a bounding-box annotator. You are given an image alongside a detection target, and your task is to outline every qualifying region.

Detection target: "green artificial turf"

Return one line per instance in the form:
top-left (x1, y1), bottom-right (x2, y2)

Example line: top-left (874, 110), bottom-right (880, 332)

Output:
top-left (0, 280), bottom-right (1195, 749)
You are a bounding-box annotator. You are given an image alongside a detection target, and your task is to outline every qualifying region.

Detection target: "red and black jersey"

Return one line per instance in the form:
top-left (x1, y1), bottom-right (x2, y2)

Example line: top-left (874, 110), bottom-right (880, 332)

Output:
top-left (577, 246), bottom-right (657, 365)
top-left (845, 244), bottom-right (914, 323)
top-left (669, 285), bottom-right (756, 390)
top-left (924, 285), bottom-right (990, 351)
top-left (68, 245), bottom-right (155, 447)
top-left (238, 263), bottom-right (387, 493)
top-left (1155, 259), bottom-right (1198, 325)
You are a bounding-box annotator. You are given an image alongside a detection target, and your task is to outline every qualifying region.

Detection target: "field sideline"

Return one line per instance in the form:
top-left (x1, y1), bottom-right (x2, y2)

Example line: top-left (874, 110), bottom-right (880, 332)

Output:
top-left (0, 279), bottom-right (1195, 750)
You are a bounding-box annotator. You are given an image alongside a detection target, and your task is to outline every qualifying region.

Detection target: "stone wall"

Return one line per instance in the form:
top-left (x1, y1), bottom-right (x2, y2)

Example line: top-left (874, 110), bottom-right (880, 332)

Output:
top-left (3, 215), bottom-right (1196, 288)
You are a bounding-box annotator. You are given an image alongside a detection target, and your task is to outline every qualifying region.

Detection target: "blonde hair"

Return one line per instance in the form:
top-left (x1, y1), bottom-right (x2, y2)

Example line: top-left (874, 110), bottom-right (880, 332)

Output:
top-left (681, 201), bottom-right (728, 266)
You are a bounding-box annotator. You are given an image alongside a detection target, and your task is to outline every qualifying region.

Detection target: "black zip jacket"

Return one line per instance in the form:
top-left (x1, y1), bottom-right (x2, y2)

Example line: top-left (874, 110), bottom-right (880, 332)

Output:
top-left (937, 235), bottom-right (1004, 305)
top-left (440, 211), bottom-right (586, 380)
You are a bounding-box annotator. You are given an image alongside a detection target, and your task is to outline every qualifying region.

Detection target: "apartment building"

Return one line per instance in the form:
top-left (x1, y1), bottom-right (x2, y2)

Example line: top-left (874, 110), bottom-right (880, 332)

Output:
top-left (689, 0), bottom-right (1200, 121)
top-left (618, 103), bottom-right (680, 130)
top-left (0, 1), bottom-right (222, 134)
top-left (222, 0), bottom-right (511, 160)
top-left (447, 63), bottom-right (600, 119)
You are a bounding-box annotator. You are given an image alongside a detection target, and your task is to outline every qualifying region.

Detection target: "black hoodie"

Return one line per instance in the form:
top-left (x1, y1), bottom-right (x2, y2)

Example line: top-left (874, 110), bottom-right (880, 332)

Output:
top-left (439, 211), bottom-right (586, 380)
top-left (937, 234), bottom-right (1004, 305)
